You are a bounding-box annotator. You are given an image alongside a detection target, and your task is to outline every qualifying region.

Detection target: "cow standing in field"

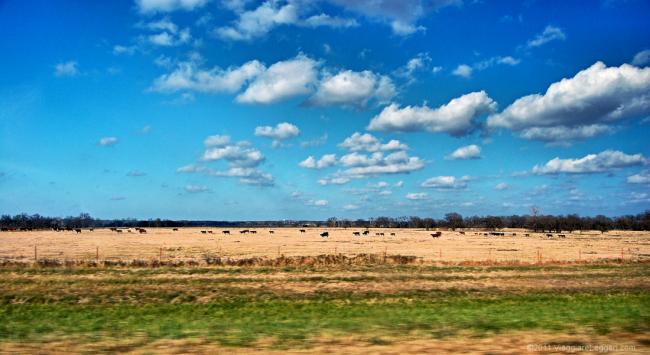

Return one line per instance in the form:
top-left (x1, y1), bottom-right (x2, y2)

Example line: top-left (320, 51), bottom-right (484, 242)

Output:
top-left (299, 229), bottom-right (306, 233)
top-left (117, 229), bottom-right (123, 234)
top-left (223, 230), bottom-right (230, 235)
top-left (390, 232), bottom-right (396, 236)
top-left (431, 232), bottom-right (442, 238)
top-left (320, 231), bottom-right (329, 238)
top-left (269, 230), bottom-right (274, 234)
top-left (353, 232), bottom-right (360, 236)
top-left (74, 229), bottom-right (82, 234)
top-left (240, 230), bottom-right (249, 234)
top-left (139, 229), bottom-right (147, 234)
top-left (250, 230), bottom-right (257, 234)
top-left (201, 230), bottom-right (207, 234)
top-left (173, 228), bottom-right (179, 231)
top-left (362, 230), bottom-right (369, 236)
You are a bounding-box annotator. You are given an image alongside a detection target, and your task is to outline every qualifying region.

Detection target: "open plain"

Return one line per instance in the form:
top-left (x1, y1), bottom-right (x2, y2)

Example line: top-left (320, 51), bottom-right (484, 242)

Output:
top-left (0, 228), bottom-right (649, 353)
top-left (0, 227), bottom-right (648, 264)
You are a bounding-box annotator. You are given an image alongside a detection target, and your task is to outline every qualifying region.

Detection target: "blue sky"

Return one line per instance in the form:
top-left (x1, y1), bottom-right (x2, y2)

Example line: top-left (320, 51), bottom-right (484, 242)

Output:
top-left (1, 0), bottom-right (649, 220)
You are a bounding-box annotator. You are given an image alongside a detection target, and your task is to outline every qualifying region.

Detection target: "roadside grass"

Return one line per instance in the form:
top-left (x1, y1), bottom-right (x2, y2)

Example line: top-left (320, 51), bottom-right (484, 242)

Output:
top-left (0, 292), bottom-right (647, 348)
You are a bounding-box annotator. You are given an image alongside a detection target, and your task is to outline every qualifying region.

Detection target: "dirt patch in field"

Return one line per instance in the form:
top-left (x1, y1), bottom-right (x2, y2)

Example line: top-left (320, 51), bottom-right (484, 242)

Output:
top-left (1, 331), bottom-right (646, 354)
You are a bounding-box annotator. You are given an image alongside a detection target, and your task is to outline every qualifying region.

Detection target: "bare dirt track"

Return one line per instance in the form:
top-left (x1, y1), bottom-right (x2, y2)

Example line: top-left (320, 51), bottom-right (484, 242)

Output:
top-left (0, 228), bottom-right (648, 264)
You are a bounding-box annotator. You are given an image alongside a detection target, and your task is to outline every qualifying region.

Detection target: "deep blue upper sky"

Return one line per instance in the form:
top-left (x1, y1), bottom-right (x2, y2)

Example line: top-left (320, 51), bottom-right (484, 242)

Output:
top-left (1, 0), bottom-right (649, 220)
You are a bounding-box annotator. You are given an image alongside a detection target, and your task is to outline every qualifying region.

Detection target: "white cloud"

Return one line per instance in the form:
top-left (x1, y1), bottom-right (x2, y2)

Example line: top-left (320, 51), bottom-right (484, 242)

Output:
top-left (150, 59), bottom-right (264, 93)
top-left (299, 154), bottom-right (337, 169)
top-left (135, 0), bottom-right (209, 13)
top-left (178, 135), bottom-right (274, 186)
top-left (532, 150), bottom-right (647, 174)
top-left (148, 27), bottom-right (191, 46)
top-left (421, 175), bottom-right (469, 189)
top-left (394, 180), bottom-right (404, 187)
top-left (303, 14), bottom-right (359, 28)
top-left (394, 52), bottom-right (432, 83)
top-left (452, 64), bottom-right (472, 78)
top-left (204, 134), bottom-right (231, 147)
top-left (113, 45), bottom-right (137, 55)
top-left (341, 151), bottom-right (424, 175)
top-left (216, 1), bottom-right (357, 41)
top-left (526, 25), bottom-right (566, 48)
top-left (367, 91), bottom-right (497, 136)
top-left (488, 62), bottom-right (650, 142)
top-left (406, 192), bottom-right (428, 200)
top-left (318, 176), bottom-right (351, 185)
top-left (185, 184), bottom-right (210, 193)
top-left (307, 70), bottom-right (396, 107)
top-left (338, 132), bottom-right (408, 152)
top-left (632, 49), bottom-right (650, 67)
top-left (453, 56), bottom-right (520, 78)
top-left (326, 0), bottom-right (460, 36)
top-left (54, 61), bottom-right (79, 77)
top-left (255, 122), bottom-right (300, 146)
top-left (236, 55), bottom-right (319, 104)
top-left (98, 137), bottom-right (118, 146)
top-left (627, 170), bottom-right (650, 184)
top-left (343, 204), bottom-right (360, 210)
top-left (307, 199), bottom-right (329, 206)
top-left (495, 182), bottom-right (509, 190)
top-left (446, 144), bottom-right (481, 160)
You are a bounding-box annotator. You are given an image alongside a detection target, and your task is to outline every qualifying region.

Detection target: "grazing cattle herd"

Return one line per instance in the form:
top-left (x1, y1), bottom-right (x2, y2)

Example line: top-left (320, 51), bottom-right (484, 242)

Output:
top-left (0, 227), bottom-right (585, 242)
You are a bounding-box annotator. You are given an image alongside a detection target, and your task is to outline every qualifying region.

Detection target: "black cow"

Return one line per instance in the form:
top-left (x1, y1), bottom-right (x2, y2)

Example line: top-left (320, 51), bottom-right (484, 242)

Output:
top-left (173, 228), bottom-right (179, 231)
top-left (75, 228), bottom-right (82, 234)
top-left (362, 231), bottom-right (369, 236)
top-left (299, 229), bottom-right (306, 233)
top-left (223, 230), bottom-right (230, 235)
top-left (240, 230), bottom-right (249, 234)
top-left (320, 231), bottom-right (329, 238)
top-left (250, 230), bottom-right (257, 234)
top-left (390, 232), bottom-right (396, 236)
top-left (201, 230), bottom-right (207, 234)
top-left (353, 232), bottom-right (360, 236)
top-left (139, 229), bottom-right (147, 234)
top-left (431, 232), bottom-right (442, 238)
top-left (269, 230), bottom-right (274, 234)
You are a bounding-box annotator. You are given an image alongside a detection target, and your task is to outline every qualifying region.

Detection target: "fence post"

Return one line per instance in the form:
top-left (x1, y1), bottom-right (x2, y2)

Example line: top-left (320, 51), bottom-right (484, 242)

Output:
top-left (34, 245), bottom-right (37, 264)
top-left (96, 246), bottom-right (99, 264)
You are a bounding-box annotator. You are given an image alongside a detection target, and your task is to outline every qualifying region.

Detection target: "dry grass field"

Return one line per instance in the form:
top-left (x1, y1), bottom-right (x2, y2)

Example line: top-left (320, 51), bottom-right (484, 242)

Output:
top-left (0, 227), bottom-right (648, 264)
top-left (0, 228), bottom-right (648, 353)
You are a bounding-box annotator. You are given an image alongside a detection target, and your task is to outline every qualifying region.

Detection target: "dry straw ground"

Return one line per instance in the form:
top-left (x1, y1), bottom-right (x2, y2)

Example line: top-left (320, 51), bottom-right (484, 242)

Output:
top-left (0, 227), bottom-right (648, 264)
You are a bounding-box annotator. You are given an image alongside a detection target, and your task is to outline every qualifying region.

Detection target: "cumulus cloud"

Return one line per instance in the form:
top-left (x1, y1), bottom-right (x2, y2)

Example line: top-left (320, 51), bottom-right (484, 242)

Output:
top-left (326, 0), bottom-right (460, 36)
top-left (304, 199), bottom-right (329, 206)
top-left (406, 192), bottom-right (428, 200)
top-left (216, 1), bottom-right (357, 41)
top-left (255, 122), bottom-right (300, 146)
top-left (446, 144), bottom-right (481, 160)
top-left (394, 52), bottom-right (432, 83)
top-left (299, 154), bottom-right (337, 169)
top-left (526, 25), bottom-right (566, 48)
top-left (98, 137), bottom-right (118, 146)
top-left (367, 91), bottom-right (497, 136)
top-left (316, 132), bottom-right (423, 184)
top-left (54, 61), bottom-right (79, 77)
top-left (632, 49), bottom-right (650, 67)
top-left (180, 135), bottom-right (273, 186)
top-left (236, 55), bottom-right (319, 104)
top-left (453, 56), bottom-right (520, 78)
top-left (185, 184), bottom-right (210, 193)
top-left (487, 62), bottom-right (650, 142)
top-left (452, 64), bottom-right (472, 78)
top-left (627, 170), bottom-right (650, 184)
top-left (495, 182), bottom-right (509, 190)
top-left (532, 150), bottom-right (647, 174)
top-left (338, 132), bottom-right (408, 152)
top-left (135, 0), bottom-right (209, 13)
top-left (421, 175), bottom-right (469, 189)
top-left (307, 70), bottom-right (396, 107)
top-left (150, 59), bottom-right (264, 93)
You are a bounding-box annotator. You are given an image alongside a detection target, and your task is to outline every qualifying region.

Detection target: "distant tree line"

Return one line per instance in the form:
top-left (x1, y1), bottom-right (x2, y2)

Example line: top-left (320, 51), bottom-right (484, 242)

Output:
top-left (2, 211), bottom-right (650, 232)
